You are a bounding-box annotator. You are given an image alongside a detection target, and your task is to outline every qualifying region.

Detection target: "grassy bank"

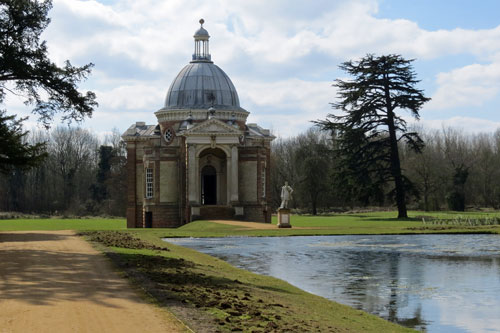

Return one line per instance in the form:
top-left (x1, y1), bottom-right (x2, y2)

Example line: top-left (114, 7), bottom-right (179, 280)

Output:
top-left (2, 211), bottom-right (500, 235)
top-left (82, 230), bottom-right (414, 332)
top-left (0, 218), bottom-right (126, 231)
top-left (159, 211), bottom-right (500, 238)
top-left (3, 212), bottom-right (499, 331)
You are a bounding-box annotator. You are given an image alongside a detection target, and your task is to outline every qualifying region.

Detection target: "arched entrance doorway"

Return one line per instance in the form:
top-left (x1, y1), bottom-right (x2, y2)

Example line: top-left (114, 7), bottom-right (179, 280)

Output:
top-left (201, 165), bottom-right (217, 205)
top-left (198, 147), bottom-right (228, 205)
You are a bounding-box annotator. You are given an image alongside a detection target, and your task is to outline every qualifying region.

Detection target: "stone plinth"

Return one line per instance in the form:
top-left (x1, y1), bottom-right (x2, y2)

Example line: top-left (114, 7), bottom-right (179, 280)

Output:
top-left (277, 208), bottom-right (292, 228)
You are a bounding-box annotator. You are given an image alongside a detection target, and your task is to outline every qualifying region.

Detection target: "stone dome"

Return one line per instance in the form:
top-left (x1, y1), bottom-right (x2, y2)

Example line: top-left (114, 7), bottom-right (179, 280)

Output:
top-left (164, 19), bottom-right (243, 111)
top-left (164, 62), bottom-right (241, 110)
top-left (194, 18), bottom-right (209, 38)
top-left (194, 26), bottom-right (209, 37)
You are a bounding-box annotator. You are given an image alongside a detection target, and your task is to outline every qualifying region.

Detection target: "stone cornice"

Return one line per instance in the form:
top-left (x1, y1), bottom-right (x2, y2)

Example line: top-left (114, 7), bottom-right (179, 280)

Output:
top-left (155, 108), bottom-right (249, 123)
top-left (121, 135), bottom-right (156, 142)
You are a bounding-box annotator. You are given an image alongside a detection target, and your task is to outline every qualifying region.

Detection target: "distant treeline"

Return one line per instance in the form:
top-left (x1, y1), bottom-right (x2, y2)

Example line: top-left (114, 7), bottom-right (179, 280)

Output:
top-left (2, 125), bottom-right (500, 217)
top-left (0, 127), bottom-right (127, 216)
top-left (270, 126), bottom-right (500, 214)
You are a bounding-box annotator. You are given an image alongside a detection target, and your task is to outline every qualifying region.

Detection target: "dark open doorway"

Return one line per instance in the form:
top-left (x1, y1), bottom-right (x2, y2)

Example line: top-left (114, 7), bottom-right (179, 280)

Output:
top-left (145, 211), bottom-right (152, 228)
top-left (201, 165), bottom-right (217, 205)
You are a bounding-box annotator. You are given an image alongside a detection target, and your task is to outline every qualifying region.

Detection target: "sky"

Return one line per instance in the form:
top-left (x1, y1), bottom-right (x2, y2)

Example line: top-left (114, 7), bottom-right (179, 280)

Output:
top-left (5, 0), bottom-right (500, 138)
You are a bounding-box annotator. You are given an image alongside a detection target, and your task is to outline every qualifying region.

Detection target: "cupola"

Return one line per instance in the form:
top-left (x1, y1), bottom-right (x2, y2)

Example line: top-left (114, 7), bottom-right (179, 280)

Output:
top-left (192, 18), bottom-right (211, 62)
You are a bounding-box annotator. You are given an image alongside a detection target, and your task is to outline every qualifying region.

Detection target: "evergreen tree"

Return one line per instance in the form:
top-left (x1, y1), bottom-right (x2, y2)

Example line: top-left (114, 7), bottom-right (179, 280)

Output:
top-left (317, 54), bottom-right (430, 218)
top-left (91, 146), bottom-right (113, 203)
top-left (0, 0), bottom-right (96, 171)
top-left (0, 111), bottom-right (46, 173)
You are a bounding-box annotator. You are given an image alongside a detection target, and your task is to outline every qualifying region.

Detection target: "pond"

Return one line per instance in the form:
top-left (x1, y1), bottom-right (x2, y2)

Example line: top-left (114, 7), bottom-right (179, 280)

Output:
top-left (166, 234), bottom-right (500, 332)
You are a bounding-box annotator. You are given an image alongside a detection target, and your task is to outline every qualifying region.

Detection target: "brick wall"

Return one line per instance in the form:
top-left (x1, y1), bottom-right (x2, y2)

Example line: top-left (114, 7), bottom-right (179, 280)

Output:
top-left (135, 205), bottom-right (143, 227)
top-left (151, 205), bottom-right (181, 227)
top-left (200, 206), bottom-right (235, 220)
top-left (140, 204), bottom-right (182, 228)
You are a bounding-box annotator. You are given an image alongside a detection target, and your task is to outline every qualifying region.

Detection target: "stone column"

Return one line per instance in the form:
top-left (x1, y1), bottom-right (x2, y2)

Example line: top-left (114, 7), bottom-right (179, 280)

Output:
top-left (216, 167), bottom-right (222, 205)
top-left (195, 154), bottom-right (200, 203)
top-left (226, 155), bottom-right (231, 204)
top-left (230, 145), bottom-right (239, 202)
top-left (188, 144), bottom-right (197, 203)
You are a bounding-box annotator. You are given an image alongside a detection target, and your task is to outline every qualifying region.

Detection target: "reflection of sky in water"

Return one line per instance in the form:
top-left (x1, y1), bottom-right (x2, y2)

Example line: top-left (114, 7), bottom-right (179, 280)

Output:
top-left (166, 235), bottom-right (500, 333)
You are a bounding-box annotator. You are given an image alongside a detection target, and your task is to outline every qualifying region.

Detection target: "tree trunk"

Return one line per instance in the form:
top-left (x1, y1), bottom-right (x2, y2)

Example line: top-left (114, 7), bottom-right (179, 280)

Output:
top-left (423, 188), bottom-right (429, 212)
top-left (384, 79), bottom-right (408, 219)
top-left (312, 200), bottom-right (317, 215)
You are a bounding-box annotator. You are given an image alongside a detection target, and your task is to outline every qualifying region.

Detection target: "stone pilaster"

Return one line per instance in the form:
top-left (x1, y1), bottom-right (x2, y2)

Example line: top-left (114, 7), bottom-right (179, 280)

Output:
top-left (230, 145), bottom-right (239, 202)
top-left (187, 144), bottom-right (197, 204)
top-left (126, 143), bottom-right (137, 228)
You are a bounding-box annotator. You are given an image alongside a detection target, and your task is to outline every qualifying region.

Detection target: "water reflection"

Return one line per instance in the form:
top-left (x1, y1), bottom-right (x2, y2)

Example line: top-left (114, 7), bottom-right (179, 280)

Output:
top-left (166, 235), bottom-right (500, 332)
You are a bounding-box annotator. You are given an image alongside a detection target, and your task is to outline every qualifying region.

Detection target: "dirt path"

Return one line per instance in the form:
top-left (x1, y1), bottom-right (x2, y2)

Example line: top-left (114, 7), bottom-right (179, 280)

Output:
top-left (0, 230), bottom-right (187, 333)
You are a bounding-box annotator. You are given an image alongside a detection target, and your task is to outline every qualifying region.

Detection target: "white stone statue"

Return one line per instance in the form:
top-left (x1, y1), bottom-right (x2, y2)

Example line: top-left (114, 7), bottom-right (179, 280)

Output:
top-left (279, 181), bottom-right (294, 209)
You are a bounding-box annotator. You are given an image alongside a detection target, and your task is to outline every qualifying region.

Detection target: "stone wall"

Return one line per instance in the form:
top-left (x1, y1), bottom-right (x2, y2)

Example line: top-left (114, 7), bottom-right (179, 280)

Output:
top-left (238, 145), bottom-right (272, 223)
top-left (159, 161), bottom-right (178, 202)
top-left (239, 160), bottom-right (257, 202)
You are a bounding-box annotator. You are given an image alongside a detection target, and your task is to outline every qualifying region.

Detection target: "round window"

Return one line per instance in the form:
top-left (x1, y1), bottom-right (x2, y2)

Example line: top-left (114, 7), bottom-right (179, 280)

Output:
top-left (164, 128), bottom-right (174, 143)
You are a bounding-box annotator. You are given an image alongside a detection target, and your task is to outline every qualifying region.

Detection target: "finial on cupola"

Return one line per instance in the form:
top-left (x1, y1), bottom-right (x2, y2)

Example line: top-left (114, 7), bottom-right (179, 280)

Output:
top-left (192, 18), bottom-right (211, 62)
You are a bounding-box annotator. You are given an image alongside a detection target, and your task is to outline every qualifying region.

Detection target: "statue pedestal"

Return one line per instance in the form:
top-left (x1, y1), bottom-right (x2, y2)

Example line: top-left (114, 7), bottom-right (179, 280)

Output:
top-left (277, 208), bottom-right (292, 228)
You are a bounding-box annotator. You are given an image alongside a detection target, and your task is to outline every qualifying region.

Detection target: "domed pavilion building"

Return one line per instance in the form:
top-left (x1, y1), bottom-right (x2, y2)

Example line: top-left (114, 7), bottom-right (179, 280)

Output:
top-left (122, 20), bottom-right (275, 228)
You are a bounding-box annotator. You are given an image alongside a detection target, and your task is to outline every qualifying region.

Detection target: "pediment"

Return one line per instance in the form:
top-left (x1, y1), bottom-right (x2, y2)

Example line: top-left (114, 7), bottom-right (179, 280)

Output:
top-left (183, 118), bottom-right (242, 136)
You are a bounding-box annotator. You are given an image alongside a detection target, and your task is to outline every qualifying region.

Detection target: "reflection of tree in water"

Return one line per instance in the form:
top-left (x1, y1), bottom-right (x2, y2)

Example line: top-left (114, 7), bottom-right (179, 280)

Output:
top-left (390, 306), bottom-right (424, 330)
top-left (340, 250), bottom-right (427, 331)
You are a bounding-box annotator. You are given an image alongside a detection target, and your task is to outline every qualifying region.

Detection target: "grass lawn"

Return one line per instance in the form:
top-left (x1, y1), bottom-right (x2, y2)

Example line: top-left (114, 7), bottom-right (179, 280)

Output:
top-left (157, 211), bottom-right (500, 238)
top-left (0, 218), bottom-right (126, 231)
top-left (1, 211), bottom-right (500, 235)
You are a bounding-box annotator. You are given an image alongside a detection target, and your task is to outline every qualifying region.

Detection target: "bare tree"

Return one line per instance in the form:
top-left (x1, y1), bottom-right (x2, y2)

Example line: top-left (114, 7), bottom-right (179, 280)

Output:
top-left (48, 127), bottom-right (98, 211)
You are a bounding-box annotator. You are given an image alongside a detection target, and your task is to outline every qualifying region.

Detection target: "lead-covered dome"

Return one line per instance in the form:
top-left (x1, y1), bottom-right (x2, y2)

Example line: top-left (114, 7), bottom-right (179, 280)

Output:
top-left (164, 62), bottom-right (241, 110)
top-left (163, 19), bottom-right (243, 111)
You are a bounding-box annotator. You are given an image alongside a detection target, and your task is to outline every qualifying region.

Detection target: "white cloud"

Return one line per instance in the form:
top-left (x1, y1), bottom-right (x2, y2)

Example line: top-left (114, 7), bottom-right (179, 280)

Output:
top-left (428, 62), bottom-right (500, 109)
top-left (237, 78), bottom-right (333, 112)
top-left (4, 0), bottom-right (500, 138)
top-left (237, 79), bottom-right (336, 137)
top-left (96, 83), bottom-right (165, 110)
top-left (235, 78), bottom-right (335, 137)
top-left (418, 117), bottom-right (500, 134)
top-left (45, 0), bottom-right (500, 72)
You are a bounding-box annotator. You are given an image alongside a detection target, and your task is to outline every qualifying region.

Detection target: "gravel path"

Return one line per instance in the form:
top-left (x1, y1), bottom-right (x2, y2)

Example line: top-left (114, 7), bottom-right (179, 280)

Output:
top-left (0, 230), bottom-right (187, 333)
